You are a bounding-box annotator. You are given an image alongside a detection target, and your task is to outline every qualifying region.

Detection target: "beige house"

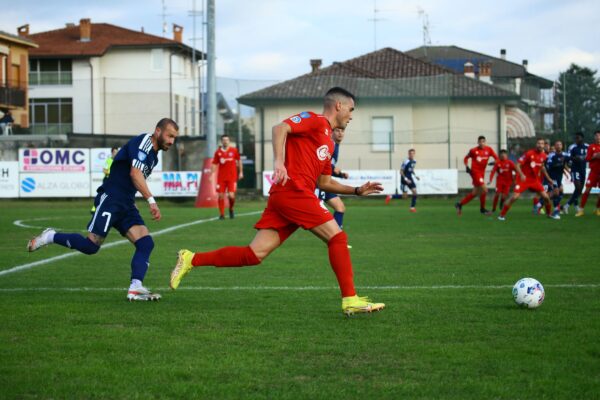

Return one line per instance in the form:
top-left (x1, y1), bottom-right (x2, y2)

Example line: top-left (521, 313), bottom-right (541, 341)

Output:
top-left (238, 48), bottom-right (519, 188)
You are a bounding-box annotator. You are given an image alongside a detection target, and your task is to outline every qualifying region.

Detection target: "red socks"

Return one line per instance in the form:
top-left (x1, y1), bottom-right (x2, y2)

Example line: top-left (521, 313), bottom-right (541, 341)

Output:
top-left (492, 193), bottom-right (499, 211)
top-left (460, 193), bottom-right (476, 206)
top-left (532, 197), bottom-right (539, 207)
top-left (229, 197), bottom-right (235, 211)
top-left (500, 203), bottom-right (511, 217)
top-left (327, 231), bottom-right (356, 298)
top-left (544, 199), bottom-right (552, 215)
top-left (480, 192), bottom-right (487, 209)
top-left (192, 246), bottom-right (260, 267)
top-left (218, 198), bottom-right (225, 217)
top-left (580, 191), bottom-right (590, 208)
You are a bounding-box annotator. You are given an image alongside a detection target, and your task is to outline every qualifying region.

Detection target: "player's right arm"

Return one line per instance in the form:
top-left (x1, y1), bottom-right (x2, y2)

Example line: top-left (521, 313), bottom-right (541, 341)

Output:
top-left (272, 122), bottom-right (291, 185)
top-left (514, 161), bottom-right (526, 181)
top-left (488, 164), bottom-right (498, 185)
top-left (317, 174), bottom-right (383, 196)
top-left (130, 167), bottom-right (161, 221)
top-left (464, 151), bottom-right (472, 174)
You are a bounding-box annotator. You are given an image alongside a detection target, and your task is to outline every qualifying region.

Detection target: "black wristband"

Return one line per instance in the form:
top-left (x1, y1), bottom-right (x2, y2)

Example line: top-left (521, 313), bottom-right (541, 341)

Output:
top-left (354, 186), bottom-right (360, 195)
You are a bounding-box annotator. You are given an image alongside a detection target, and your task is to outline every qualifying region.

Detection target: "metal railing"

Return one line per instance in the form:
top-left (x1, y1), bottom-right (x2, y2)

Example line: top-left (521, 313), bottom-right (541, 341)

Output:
top-left (29, 71), bottom-right (73, 86)
top-left (0, 85), bottom-right (26, 107)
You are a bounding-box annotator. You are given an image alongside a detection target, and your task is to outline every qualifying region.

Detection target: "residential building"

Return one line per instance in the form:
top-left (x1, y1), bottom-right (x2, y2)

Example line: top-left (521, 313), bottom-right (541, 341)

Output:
top-left (406, 46), bottom-right (554, 136)
top-left (21, 19), bottom-right (203, 136)
top-left (0, 30), bottom-right (38, 132)
top-left (238, 47), bottom-right (518, 187)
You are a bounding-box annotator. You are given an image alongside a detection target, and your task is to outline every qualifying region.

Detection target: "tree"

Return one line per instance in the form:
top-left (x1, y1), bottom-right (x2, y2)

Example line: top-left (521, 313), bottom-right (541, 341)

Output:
top-left (555, 64), bottom-right (600, 137)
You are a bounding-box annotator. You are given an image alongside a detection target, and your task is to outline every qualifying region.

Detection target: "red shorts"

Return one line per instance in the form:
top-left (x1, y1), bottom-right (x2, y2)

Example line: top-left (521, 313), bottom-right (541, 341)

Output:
top-left (216, 180), bottom-right (237, 193)
top-left (585, 169), bottom-right (600, 188)
top-left (254, 189), bottom-right (334, 243)
top-left (496, 181), bottom-right (511, 195)
top-left (514, 178), bottom-right (544, 194)
top-left (471, 172), bottom-right (485, 187)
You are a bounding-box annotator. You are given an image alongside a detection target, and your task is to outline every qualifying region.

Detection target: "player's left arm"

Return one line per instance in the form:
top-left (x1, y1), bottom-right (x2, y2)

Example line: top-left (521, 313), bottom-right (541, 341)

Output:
top-left (541, 165), bottom-right (553, 188)
top-left (317, 174), bottom-right (383, 196)
top-left (130, 167), bottom-right (161, 221)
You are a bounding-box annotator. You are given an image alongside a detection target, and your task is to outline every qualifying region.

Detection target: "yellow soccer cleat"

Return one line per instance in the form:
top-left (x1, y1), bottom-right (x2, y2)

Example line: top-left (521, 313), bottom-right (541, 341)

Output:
top-left (575, 208), bottom-right (585, 217)
top-left (170, 249), bottom-right (194, 290)
top-left (595, 209), bottom-right (600, 216)
top-left (342, 295), bottom-right (385, 316)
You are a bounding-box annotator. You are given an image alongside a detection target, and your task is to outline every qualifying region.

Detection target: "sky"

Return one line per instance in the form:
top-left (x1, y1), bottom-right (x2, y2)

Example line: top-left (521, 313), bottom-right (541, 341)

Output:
top-left (3, 0), bottom-right (600, 86)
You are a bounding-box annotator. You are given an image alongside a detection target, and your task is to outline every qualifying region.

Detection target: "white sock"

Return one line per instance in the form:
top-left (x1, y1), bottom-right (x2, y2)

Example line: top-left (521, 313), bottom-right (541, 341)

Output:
top-left (46, 230), bottom-right (55, 243)
top-left (130, 279), bottom-right (143, 290)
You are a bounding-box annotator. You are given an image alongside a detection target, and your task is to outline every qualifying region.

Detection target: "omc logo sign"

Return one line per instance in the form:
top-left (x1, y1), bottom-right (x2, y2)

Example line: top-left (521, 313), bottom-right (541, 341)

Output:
top-left (21, 177), bottom-right (36, 193)
top-left (22, 149), bottom-right (87, 172)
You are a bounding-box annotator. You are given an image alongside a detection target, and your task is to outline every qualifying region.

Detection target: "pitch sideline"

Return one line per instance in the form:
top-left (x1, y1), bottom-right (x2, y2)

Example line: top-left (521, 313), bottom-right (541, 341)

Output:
top-left (1, 210), bottom-right (262, 278)
top-left (0, 283), bottom-right (598, 292)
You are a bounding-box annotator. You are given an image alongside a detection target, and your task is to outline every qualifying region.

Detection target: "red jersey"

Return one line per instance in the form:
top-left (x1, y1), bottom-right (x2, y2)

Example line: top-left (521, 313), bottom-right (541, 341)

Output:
top-left (270, 111), bottom-right (333, 194)
top-left (518, 149), bottom-right (547, 180)
top-left (489, 159), bottom-right (515, 184)
top-left (212, 146), bottom-right (240, 182)
top-left (465, 146), bottom-right (498, 175)
top-left (585, 143), bottom-right (600, 171)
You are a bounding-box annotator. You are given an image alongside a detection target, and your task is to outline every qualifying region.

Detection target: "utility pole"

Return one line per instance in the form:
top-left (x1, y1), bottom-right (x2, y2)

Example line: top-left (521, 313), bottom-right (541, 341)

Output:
top-left (235, 79), bottom-right (243, 154)
top-left (562, 72), bottom-right (567, 134)
top-left (368, 0), bottom-right (383, 51)
top-left (159, 0), bottom-right (170, 37)
top-left (205, 0), bottom-right (217, 156)
top-left (188, 0), bottom-right (202, 136)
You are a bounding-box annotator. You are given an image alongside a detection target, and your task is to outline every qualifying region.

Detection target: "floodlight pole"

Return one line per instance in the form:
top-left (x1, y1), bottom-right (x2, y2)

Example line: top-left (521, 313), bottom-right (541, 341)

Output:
top-left (206, 0), bottom-right (217, 156)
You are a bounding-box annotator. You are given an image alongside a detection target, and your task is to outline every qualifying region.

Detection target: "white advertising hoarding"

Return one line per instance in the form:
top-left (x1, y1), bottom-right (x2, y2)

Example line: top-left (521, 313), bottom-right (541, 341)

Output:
top-left (262, 170), bottom-right (397, 196)
top-left (399, 169), bottom-right (459, 195)
top-left (0, 161), bottom-right (19, 198)
top-left (90, 148), bottom-right (163, 173)
top-left (19, 148), bottom-right (90, 173)
top-left (161, 171), bottom-right (201, 197)
top-left (19, 173), bottom-right (91, 198)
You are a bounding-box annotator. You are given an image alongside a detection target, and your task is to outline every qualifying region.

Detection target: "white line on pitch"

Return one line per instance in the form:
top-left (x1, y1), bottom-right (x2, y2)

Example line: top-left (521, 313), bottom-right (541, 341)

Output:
top-left (0, 284), bottom-right (598, 292)
top-left (1, 210), bottom-right (262, 278)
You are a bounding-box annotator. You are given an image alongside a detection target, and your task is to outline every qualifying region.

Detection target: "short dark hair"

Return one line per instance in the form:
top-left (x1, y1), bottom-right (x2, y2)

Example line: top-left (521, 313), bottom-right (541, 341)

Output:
top-left (221, 134), bottom-right (229, 139)
top-left (499, 149), bottom-right (508, 154)
top-left (156, 117), bottom-right (179, 131)
top-left (574, 131), bottom-right (584, 138)
top-left (408, 148), bottom-right (415, 153)
top-left (478, 135), bottom-right (486, 141)
top-left (111, 146), bottom-right (119, 152)
top-left (536, 137), bottom-right (545, 142)
top-left (324, 87), bottom-right (356, 107)
top-left (554, 140), bottom-right (563, 145)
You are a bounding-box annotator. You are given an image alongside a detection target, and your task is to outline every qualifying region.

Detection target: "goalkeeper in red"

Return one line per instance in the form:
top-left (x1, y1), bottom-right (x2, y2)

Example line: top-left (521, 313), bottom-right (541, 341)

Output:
top-left (170, 87), bottom-right (385, 315)
top-left (455, 136), bottom-right (498, 215)
top-left (498, 138), bottom-right (560, 221)
top-left (575, 130), bottom-right (600, 217)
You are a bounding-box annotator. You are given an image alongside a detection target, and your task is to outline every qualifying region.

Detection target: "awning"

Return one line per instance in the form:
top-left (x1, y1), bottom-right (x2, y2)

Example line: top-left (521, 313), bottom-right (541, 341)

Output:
top-left (506, 107), bottom-right (535, 138)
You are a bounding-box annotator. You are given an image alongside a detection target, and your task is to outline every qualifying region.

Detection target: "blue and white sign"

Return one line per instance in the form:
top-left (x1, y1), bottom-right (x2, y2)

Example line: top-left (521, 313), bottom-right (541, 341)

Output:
top-left (19, 173), bottom-right (90, 197)
top-left (0, 161), bottom-right (19, 198)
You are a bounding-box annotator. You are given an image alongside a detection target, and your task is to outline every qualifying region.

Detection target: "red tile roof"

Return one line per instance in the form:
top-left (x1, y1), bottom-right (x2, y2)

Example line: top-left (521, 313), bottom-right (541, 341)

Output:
top-left (27, 22), bottom-right (200, 58)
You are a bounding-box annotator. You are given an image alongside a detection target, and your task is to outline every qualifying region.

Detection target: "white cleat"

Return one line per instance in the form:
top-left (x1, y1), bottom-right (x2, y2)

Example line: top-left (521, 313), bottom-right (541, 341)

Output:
top-left (27, 228), bottom-right (56, 252)
top-left (497, 216), bottom-right (506, 221)
top-left (127, 286), bottom-right (162, 301)
top-left (562, 204), bottom-right (569, 214)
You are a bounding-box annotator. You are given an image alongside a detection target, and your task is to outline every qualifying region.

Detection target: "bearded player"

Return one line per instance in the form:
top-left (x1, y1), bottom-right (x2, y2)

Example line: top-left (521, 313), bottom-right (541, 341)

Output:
top-left (27, 118), bottom-right (179, 300)
top-left (498, 138), bottom-right (560, 221)
top-left (455, 136), bottom-right (498, 215)
top-left (487, 149), bottom-right (515, 213)
top-left (575, 130), bottom-right (600, 217)
top-left (212, 134), bottom-right (243, 219)
top-left (170, 87), bottom-right (385, 316)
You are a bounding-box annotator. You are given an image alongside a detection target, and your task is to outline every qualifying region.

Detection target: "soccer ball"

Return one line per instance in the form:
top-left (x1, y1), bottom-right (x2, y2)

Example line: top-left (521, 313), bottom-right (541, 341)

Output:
top-left (512, 278), bottom-right (545, 309)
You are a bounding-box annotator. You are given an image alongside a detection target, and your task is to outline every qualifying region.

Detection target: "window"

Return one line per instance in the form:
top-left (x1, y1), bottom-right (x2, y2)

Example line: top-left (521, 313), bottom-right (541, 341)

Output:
top-left (29, 98), bottom-right (73, 135)
top-left (29, 59), bottom-right (72, 85)
top-left (151, 49), bottom-right (164, 71)
top-left (371, 117), bottom-right (393, 152)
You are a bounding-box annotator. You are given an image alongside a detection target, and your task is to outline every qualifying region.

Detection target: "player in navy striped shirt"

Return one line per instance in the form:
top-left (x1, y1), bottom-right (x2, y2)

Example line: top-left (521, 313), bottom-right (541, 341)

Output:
top-left (27, 118), bottom-right (179, 301)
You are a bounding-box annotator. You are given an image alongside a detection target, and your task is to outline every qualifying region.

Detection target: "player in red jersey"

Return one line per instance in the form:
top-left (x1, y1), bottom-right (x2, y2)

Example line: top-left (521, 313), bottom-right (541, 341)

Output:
top-left (575, 130), bottom-right (600, 217)
top-left (212, 134), bottom-right (243, 219)
top-left (498, 138), bottom-right (560, 221)
top-left (487, 149), bottom-right (515, 212)
top-left (169, 87), bottom-right (385, 315)
top-left (455, 136), bottom-right (498, 215)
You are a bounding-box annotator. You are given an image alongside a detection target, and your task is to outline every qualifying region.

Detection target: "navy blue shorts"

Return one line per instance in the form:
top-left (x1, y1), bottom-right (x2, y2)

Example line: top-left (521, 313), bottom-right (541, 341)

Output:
top-left (571, 170), bottom-right (586, 184)
top-left (87, 193), bottom-right (145, 237)
top-left (549, 174), bottom-right (563, 188)
top-left (318, 190), bottom-right (339, 202)
top-left (401, 177), bottom-right (416, 191)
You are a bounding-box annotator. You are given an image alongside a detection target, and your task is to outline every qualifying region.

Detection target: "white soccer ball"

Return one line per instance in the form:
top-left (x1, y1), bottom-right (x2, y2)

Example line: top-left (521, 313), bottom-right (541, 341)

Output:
top-left (512, 278), bottom-right (545, 309)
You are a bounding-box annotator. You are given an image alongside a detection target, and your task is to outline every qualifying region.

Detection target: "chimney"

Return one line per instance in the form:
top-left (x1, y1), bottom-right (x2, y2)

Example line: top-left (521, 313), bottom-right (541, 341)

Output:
top-left (79, 18), bottom-right (91, 42)
top-left (522, 59), bottom-right (528, 71)
top-left (479, 62), bottom-right (492, 84)
top-left (310, 59), bottom-right (322, 73)
top-left (500, 49), bottom-right (506, 60)
top-left (17, 24), bottom-right (29, 36)
top-left (173, 24), bottom-right (183, 43)
top-left (463, 61), bottom-right (475, 79)
top-left (65, 23), bottom-right (75, 28)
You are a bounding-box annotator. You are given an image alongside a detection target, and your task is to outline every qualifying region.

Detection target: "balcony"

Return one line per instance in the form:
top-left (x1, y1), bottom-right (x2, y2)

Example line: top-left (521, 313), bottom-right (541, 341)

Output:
top-left (29, 71), bottom-right (73, 86)
top-left (29, 123), bottom-right (73, 136)
top-left (0, 85), bottom-right (26, 108)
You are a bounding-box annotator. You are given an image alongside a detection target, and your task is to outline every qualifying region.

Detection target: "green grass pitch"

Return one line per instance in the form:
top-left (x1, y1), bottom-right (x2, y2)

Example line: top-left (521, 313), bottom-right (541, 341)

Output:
top-left (0, 198), bottom-right (598, 399)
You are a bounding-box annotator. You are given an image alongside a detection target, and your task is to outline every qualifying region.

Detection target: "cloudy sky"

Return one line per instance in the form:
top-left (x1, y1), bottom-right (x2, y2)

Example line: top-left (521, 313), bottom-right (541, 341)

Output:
top-left (3, 0), bottom-right (600, 83)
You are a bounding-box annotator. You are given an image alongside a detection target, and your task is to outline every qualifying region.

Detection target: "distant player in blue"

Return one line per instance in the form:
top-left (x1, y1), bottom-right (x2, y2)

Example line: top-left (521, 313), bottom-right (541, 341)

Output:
top-left (564, 132), bottom-right (589, 214)
top-left (386, 149), bottom-right (420, 212)
top-left (543, 140), bottom-right (570, 211)
top-left (319, 128), bottom-right (349, 229)
top-left (27, 118), bottom-right (179, 301)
